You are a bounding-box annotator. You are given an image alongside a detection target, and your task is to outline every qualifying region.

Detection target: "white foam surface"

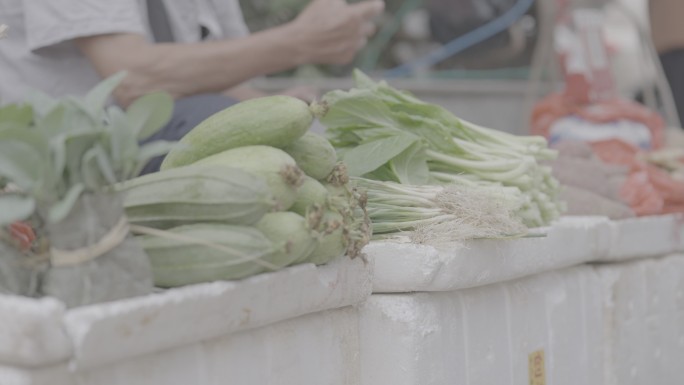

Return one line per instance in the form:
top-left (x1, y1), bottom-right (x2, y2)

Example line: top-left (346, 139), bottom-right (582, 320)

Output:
top-left (359, 266), bottom-right (604, 385)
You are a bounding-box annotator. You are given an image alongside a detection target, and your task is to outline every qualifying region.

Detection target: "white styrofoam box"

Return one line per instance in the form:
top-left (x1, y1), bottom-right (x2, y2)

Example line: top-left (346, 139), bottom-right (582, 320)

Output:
top-left (0, 296), bottom-right (71, 367)
top-left (359, 266), bottom-right (604, 385)
top-left (0, 256), bottom-right (371, 372)
top-left (600, 214), bottom-right (684, 262)
top-left (598, 254), bottom-right (684, 385)
top-left (366, 216), bottom-right (610, 293)
top-left (0, 306), bottom-right (361, 385)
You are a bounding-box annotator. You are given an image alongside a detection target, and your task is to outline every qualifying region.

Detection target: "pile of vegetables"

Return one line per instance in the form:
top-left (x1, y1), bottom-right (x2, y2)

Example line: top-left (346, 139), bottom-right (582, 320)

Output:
top-left (317, 70), bottom-right (564, 238)
top-left (119, 95), bottom-right (370, 288)
top-left (0, 73), bottom-right (176, 306)
top-left (356, 178), bottom-right (526, 243)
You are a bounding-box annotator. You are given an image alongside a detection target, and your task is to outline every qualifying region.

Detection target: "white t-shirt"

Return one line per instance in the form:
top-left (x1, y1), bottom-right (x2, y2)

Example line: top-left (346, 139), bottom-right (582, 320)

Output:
top-left (0, 0), bottom-right (249, 103)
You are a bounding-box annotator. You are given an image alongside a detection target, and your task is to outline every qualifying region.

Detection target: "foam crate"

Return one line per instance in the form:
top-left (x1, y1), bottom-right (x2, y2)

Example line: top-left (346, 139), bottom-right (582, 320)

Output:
top-left (359, 266), bottom-right (604, 385)
top-left (0, 257), bottom-right (371, 384)
top-left (366, 217), bottom-right (610, 293)
top-left (1, 306), bottom-right (361, 385)
top-left (598, 254), bottom-right (684, 385)
top-left (599, 215), bottom-right (684, 262)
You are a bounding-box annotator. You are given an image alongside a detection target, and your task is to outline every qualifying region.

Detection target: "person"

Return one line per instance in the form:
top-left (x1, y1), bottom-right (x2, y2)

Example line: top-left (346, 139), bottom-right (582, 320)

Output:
top-left (0, 0), bottom-right (384, 172)
top-left (649, 0), bottom-right (684, 125)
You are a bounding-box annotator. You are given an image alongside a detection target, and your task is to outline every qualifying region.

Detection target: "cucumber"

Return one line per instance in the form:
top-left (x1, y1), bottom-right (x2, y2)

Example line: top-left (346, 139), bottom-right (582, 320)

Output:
top-left (290, 176), bottom-right (329, 217)
top-left (160, 95), bottom-right (314, 170)
top-left (256, 212), bottom-right (319, 267)
top-left (308, 210), bottom-right (346, 265)
top-left (117, 165), bottom-right (276, 228)
top-left (141, 224), bottom-right (276, 287)
top-left (283, 132), bottom-right (337, 180)
top-left (196, 146), bottom-right (304, 210)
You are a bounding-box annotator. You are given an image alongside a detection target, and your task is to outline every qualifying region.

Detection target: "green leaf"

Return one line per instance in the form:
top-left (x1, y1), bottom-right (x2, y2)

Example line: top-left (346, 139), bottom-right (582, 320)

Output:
top-left (126, 92), bottom-right (174, 140)
top-left (107, 105), bottom-right (141, 178)
top-left (320, 88), bottom-right (397, 131)
top-left (0, 127), bottom-right (50, 160)
top-left (389, 142), bottom-right (430, 185)
top-left (107, 105), bottom-right (128, 167)
top-left (342, 132), bottom-right (419, 177)
top-left (393, 111), bottom-right (461, 154)
top-left (63, 131), bottom-right (102, 187)
top-left (376, 82), bottom-right (427, 106)
top-left (0, 194), bottom-right (35, 226)
top-left (352, 69), bottom-right (378, 90)
top-left (0, 140), bottom-right (45, 192)
top-left (80, 147), bottom-right (104, 189)
top-left (0, 104), bottom-right (33, 130)
top-left (26, 91), bottom-right (58, 117)
top-left (363, 163), bottom-right (400, 183)
top-left (34, 104), bottom-right (66, 136)
top-left (133, 140), bottom-right (177, 176)
top-left (92, 145), bottom-right (117, 185)
top-left (47, 184), bottom-right (84, 223)
top-left (65, 98), bottom-right (100, 126)
top-left (49, 135), bottom-right (67, 185)
top-left (348, 126), bottom-right (402, 143)
top-left (85, 71), bottom-right (127, 115)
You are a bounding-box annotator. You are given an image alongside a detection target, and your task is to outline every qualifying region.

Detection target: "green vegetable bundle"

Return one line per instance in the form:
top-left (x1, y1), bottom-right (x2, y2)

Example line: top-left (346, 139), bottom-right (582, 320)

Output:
top-left (356, 178), bottom-right (526, 242)
top-left (129, 96), bottom-right (371, 288)
top-left (0, 72), bottom-right (176, 306)
top-left (318, 70), bottom-right (564, 228)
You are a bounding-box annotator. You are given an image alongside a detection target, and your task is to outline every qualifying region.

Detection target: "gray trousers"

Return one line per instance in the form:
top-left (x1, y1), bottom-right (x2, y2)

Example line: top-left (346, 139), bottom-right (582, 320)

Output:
top-left (139, 93), bottom-right (239, 175)
top-left (660, 49), bottom-right (684, 126)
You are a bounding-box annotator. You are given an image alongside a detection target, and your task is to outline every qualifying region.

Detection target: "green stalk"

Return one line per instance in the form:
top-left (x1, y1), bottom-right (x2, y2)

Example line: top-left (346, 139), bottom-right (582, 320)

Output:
top-left (371, 215), bottom-right (456, 234)
top-left (426, 149), bottom-right (532, 173)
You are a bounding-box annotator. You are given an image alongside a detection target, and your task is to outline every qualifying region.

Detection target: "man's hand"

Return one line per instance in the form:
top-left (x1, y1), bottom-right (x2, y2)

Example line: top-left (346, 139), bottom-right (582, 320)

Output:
top-left (74, 0), bottom-right (381, 106)
top-left (288, 0), bottom-right (384, 65)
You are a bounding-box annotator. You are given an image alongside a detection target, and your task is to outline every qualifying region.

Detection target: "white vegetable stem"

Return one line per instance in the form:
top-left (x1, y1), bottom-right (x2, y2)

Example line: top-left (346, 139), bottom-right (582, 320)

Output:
top-left (356, 178), bottom-right (527, 242)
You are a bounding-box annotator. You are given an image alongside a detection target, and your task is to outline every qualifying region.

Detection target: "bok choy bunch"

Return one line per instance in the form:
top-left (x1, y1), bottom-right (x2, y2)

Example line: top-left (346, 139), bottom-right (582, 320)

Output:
top-left (356, 178), bottom-right (527, 242)
top-left (318, 70), bottom-right (564, 228)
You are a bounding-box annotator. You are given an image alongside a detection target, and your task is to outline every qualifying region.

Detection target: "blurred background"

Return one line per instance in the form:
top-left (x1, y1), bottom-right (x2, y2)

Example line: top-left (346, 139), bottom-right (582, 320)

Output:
top-left (244, 0), bottom-right (657, 134)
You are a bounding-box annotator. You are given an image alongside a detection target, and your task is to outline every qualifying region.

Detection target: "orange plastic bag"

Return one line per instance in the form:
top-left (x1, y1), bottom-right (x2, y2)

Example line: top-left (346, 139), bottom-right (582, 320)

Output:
top-left (618, 171), bottom-right (664, 216)
top-left (590, 139), bottom-right (684, 216)
top-left (531, 94), bottom-right (665, 149)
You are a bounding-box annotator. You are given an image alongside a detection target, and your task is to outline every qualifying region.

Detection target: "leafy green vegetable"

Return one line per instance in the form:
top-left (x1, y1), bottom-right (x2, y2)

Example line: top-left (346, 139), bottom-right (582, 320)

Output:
top-left (341, 132), bottom-right (419, 177)
top-left (126, 92), bottom-right (174, 140)
top-left (389, 142), bottom-right (429, 185)
top-left (0, 104), bottom-right (32, 130)
top-left (0, 72), bottom-right (176, 225)
top-left (0, 194), bottom-right (36, 226)
top-left (319, 69), bottom-right (563, 228)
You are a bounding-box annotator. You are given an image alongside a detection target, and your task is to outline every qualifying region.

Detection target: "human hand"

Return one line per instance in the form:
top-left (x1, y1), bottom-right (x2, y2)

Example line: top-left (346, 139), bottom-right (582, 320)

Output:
top-left (288, 0), bottom-right (384, 65)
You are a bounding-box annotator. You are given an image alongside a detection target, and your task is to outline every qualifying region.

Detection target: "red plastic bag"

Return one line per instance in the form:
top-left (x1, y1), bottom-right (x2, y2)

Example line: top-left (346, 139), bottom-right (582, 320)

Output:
top-left (589, 139), bottom-right (684, 215)
top-left (531, 94), bottom-right (665, 149)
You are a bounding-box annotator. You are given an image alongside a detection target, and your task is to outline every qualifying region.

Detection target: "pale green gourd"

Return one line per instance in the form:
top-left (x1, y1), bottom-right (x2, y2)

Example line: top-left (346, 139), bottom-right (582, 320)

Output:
top-left (283, 132), bottom-right (338, 180)
top-left (256, 212), bottom-right (319, 267)
top-left (289, 176), bottom-right (329, 217)
top-left (141, 224), bottom-right (277, 287)
top-left (160, 95), bottom-right (314, 170)
top-left (195, 146), bottom-right (304, 210)
top-left (117, 165), bottom-right (276, 228)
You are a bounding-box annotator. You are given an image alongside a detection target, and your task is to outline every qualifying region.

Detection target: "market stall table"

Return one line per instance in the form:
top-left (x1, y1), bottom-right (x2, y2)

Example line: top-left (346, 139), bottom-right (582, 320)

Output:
top-left (0, 257), bottom-right (371, 385)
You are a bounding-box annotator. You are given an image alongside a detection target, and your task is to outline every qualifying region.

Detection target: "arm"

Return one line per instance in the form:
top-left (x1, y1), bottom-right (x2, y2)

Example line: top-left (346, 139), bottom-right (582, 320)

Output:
top-left (649, 0), bottom-right (684, 54)
top-left (76, 27), bottom-right (302, 105)
top-left (76, 0), bottom-right (383, 106)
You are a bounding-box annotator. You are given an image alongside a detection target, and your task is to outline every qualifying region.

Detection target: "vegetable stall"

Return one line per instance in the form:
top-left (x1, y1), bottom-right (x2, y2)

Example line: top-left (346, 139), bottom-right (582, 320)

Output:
top-left (1, 69), bottom-right (684, 385)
